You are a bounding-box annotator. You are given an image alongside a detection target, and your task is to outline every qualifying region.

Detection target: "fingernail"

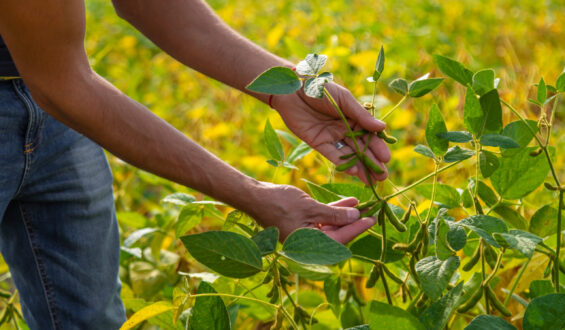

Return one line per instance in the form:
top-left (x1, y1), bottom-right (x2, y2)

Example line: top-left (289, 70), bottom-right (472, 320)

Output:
top-left (347, 208), bottom-right (360, 221)
top-left (376, 119), bottom-right (386, 126)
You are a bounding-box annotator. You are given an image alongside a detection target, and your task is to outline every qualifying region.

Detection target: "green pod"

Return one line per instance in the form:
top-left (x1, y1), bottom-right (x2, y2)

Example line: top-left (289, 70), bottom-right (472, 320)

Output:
top-left (360, 200), bottom-right (385, 218)
top-left (401, 205), bottom-right (412, 224)
top-left (484, 245), bottom-right (498, 270)
top-left (544, 260), bottom-right (553, 278)
top-left (382, 265), bottom-right (403, 284)
top-left (406, 224), bottom-right (425, 254)
top-left (473, 197), bottom-right (484, 215)
top-left (559, 260), bottom-right (565, 275)
top-left (266, 285), bottom-right (276, 298)
top-left (384, 204), bottom-right (407, 232)
top-left (269, 287), bottom-right (280, 304)
top-left (421, 226), bottom-right (430, 256)
top-left (365, 265), bottom-right (381, 289)
top-left (392, 243), bottom-right (410, 252)
top-left (462, 245), bottom-right (481, 272)
top-left (356, 199), bottom-right (378, 210)
top-left (262, 273), bottom-right (273, 284)
top-left (457, 286), bottom-right (483, 313)
top-left (336, 157), bottom-right (358, 172)
top-left (377, 131), bottom-right (398, 144)
top-left (278, 264), bottom-right (291, 277)
top-left (361, 154), bottom-right (385, 174)
top-left (529, 148), bottom-right (543, 157)
top-left (339, 152), bottom-right (356, 160)
top-left (486, 286), bottom-right (511, 317)
top-left (345, 130), bottom-right (367, 138)
top-left (409, 257), bottom-right (420, 284)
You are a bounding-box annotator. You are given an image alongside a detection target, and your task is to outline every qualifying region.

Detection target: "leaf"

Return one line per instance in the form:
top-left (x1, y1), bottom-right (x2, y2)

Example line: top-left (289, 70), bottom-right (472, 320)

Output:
top-left (162, 192), bottom-right (196, 206)
top-left (415, 183), bottom-right (460, 209)
top-left (490, 147), bottom-right (552, 200)
top-left (501, 120), bottom-right (538, 156)
top-left (470, 179), bottom-right (499, 206)
top-left (434, 55), bottom-right (474, 86)
top-left (368, 301), bottom-right (425, 330)
top-left (415, 256), bottom-right (460, 301)
top-left (458, 215), bottom-right (508, 248)
top-left (349, 234), bottom-right (405, 263)
top-left (251, 227), bottom-right (279, 256)
top-left (287, 142), bottom-right (312, 163)
top-left (304, 179), bottom-right (342, 203)
top-left (180, 231), bottom-right (262, 278)
top-left (222, 210), bottom-right (243, 230)
top-left (266, 159), bottom-right (278, 167)
top-left (472, 69), bottom-right (496, 96)
top-left (414, 144), bottom-right (436, 160)
top-left (419, 282), bottom-right (464, 330)
top-left (176, 204), bottom-right (203, 237)
top-left (556, 72), bottom-right (565, 92)
top-left (304, 72), bottom-right (333, 98)
top-left (436, 131), bottom-right (473, 143)
top-left (494, 230), bottom-right (541, 257)
top-left (373, 46), bottom-right (385, 82)
top-left (120, 301), bottom-right (175, 330)
top-left (529, 280), bottom-right (555, 299)
top-left (479, 150), bottom-right (499, 178)
top-left (389, 78), bottom-right (408, 96)
top-left (324, 275), bottom-right (341, 317)
top-left (443, 146), bottom-right (475, 162)
top-left (409, 78), bottom-right (444, 97)
top-left (433, 217), bottom-right (456, 260)
top-left (465, 315), bottom-right (516, 330)
top-left (537, 77), bottom-right (547, 104)
top-left (464, 87), bottom-right (484, 136)
top-left (280, 228), bottom-right (351, 265)
top-left (188, 282), bottom-right (231, 330)
top-left (322, 183), bottom-right (374, 202)
top-left (123, 228), bottom-right (159, 248)
top-left (264, 119), bottom-right (284, 161)
top-left (284, 259), bottom-right (333, 280)
top-left (425, 104), bottom-right (449, 156)
top-left (341, 302), bottom-right (363, 329)
top-left (296, 54), bottom-right (327, 76)
top-left (246, 67), bottom-right (301, 94)
top-left (523, 293), bottom-right (565, 330)
top-left (480, 133), bottom-right (520, 149)
top-left (530, 205), bottom-right (559, 237)
top-left (492, 205), bottom-right (528, 230)
top-left (478, 89), bottom-right (503, 136)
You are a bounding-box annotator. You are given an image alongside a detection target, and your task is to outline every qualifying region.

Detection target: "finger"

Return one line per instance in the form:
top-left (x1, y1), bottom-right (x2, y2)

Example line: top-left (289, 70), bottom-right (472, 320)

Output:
top-left (343, 136), bottom-right (388, 183)
top-left (328, 197), bottom-right (359, 207)
top-left (366, 132), bottom-right (392, 164)
top-left (327, 84), bottom-right (386, 132)
top-left (316, 143), bottom-right (359, 176)
top-left (310, 200), bottom-right (361, 227)
top-left (324, 217), bottom-right (377, 244)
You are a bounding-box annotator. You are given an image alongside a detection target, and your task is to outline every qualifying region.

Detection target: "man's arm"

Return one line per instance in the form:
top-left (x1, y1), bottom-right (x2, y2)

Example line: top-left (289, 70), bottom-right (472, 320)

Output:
top-left (0, 0), bottom-right (376, 242)
top-left (112, 0), bottom-right (391, 183)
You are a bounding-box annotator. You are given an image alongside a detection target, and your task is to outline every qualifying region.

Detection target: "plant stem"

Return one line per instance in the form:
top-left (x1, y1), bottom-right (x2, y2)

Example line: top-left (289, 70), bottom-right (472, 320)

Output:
top-left (189, 293), bottom-right (278, 309)
top-left (380, 267), bottom-right (393, 305)
top-left (480, 241), bottom-right (490, 314)
top-left (483, 249), bottom-right (504, 286)
top-left (324, 88), bottom-right (361, 152)
top-left (384, 160), bottom-right (463, 200)
top-left (504, 258), bottom-right (530, 307)
top-left (424, 161), bottom-right (440, 225)
top-left (556, 191), bottom-right (564, 292)
top-left (474, 139), bottom-right (481, 197)
top-left (380, 95), bottom-right (408, 121)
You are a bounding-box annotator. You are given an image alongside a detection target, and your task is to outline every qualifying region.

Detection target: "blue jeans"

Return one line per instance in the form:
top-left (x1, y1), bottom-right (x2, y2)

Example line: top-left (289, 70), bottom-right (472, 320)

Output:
top-left (0, 79), bottom-right (126, 329)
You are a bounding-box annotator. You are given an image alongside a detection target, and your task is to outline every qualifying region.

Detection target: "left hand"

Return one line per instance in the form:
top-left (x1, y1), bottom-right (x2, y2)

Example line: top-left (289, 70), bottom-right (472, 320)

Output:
top-left (272, 82), bottom-right (391, 184)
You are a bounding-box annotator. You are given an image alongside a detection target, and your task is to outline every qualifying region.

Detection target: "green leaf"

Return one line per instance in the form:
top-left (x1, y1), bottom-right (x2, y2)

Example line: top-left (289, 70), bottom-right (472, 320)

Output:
top-left (472, 69), bottom-right (496, 96)
top-left (409, 78), bottom-right (444, 97)
top-left (324, 275), bottom-right (341, 317)
top-left (478, 89), bottom-right (503, 136)
top-left (492, 205), bottom-right (528, 230)
top-left (223, 210), bottom-right (243, 230)
top-left (284, 259), bottom-right (332, 281)
top-left (180, 231), bottom-right (262, 278)
top-left (120, 301), bottom-right (175, 330)
top-left (304, 179), bottom-right (342, 203)
top-left (350, 234), bottom-right (405, 263)
top-left (264, 119), bottom-right (284, 161)
top-left (415, 256), bottom-right (460, 301)
top-left (434, 55), bottom-right (474, 86)
top-left (246, 66), bottom-right (301, 95)
top-left (529, 280), bottom-right (555, 299)
top-left (479, 150), bottom-right (499, 178)
top-left (123, 228), bottom-right (159, 248)
top-left (368, 301), bottom-right (425, 330)
top-left (464, 87), bottom-right (484, 136)
top-left (304, 72), bottom-right (333, 98)
top-left (501, 120), bottom-right (538, 156)
top-left (443, 146), bottom-right (475, 162)
top-left (470, 179), bottom-right (499, 206)
top-left (436, 131), bottom-right (473, 143)
top-left (322, 183), bottom-right (374, 202)
top-left (458, 215), bottom-right (508, 248)
top-left (176, 204), bottom-right (203, 237)
top-left (537, 77), bottom-right (547, 104)
top-left (523, 293), bottom-right (565, 330)
top-left (341, 302), bottom-right (363, 329)
top-left (188, 281), bottom-right (231, 330)
top-left (433, 217), bottom-right (457, 260)
top-left (415, 183), bottom-right (460, 209)
top-left (414, 144), bottom-right (436, 160)
top-left (162, 192), bottom-right (196, 206)
top-left (490, 147), bottom-right (552, 200)
top-left (281, 228), bottom-right (351, 265)
top-left (251, 227), bottom-right (279, 256)
top-left (494, 230), bottom-right (541, 257)
top-left (480, 133), bottom-right (520, 149)
top-left (287, 142), bottom-right (312, 163)
top-left (389, 78), bottom-right (408, 96)
top-left (266, 159), bottom-right (279, 167)
top-left (426, 104), bottom-right (449, 156)
top-left (556, 72), bottom-right (565, 92)
top-left (465, 315), bottom-right (516, 330)
top-left (296, 54), bottom-right (327, 76)
top-left (419, 282), bottom-right (464, 330)
top-left (373, 46), bottom-right (385, 82)
top-left (530, 204), bottom-right (559, 237)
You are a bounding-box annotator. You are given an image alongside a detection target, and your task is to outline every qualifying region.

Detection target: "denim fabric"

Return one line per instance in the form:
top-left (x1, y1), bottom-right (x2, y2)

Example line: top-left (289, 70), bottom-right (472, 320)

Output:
top-left (0, 79), bottom-right (126, 329)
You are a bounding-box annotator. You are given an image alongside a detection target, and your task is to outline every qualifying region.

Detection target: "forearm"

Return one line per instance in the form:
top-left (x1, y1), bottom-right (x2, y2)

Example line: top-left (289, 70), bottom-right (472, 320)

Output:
top-left (112, 0), bottom-right (292, 104)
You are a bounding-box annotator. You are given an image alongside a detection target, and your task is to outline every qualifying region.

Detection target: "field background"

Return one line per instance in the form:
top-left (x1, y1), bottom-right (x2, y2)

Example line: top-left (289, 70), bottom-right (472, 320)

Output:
top-left (1, 0), bottom-right (565, 329)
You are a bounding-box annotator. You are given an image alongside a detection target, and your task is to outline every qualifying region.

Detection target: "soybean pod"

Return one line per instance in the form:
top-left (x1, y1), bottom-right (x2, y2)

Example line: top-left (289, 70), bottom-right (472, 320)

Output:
top-left (486, 286), bottom-right (511, 317)
top-left (384, 203), bottom-right (407, 232)
top-left (365, 264), bottom-right (381, 289)
top-left (457, 286), bottom-right (483, 313)
top-left (463, 245), bottom-right (481, 271)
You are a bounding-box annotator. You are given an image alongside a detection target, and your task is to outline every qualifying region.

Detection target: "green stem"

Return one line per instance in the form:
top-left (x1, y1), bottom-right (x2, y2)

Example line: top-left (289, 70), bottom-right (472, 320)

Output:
top-left (189, 293), bottom-right (278, 309)
top-left (424, 161), bottom-right (440, 225)
top-left (556, 191), bottom-right (563, 292)
top-left (474, 139), bottom-right (481, 197)
top-left (485, 199), bottom-right (502, 216)
top-left (380, 267), bottom-right (393, 305)
top-left (380, 95), bottom-right (408, 121)
top-left (504, 258), bottom-right (530, 307)
top-left (384, 161), bottom-right (463, 200)
top-left (483, 249), bottom-right (504, 286)
top-left (480, 241), bottom-right (490, 314)
top-left (324, 88), bottom-right (361, 151)
top-left (279, 305), bottom-right (299, 329)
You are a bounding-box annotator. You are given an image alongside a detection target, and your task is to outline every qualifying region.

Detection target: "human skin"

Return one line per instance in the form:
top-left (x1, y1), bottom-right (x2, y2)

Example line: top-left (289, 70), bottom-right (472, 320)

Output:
top-left (0, 0), bottom-right (390, 243)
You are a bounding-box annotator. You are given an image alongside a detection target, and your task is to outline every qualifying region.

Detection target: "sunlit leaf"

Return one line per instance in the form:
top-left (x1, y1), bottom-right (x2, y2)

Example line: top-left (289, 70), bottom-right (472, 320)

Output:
top-left (472, 69), bottom-right (496, 96)
top-left (368, 301), bottom-right (425, 330)
top-left (372, 46), bottom-right (385, 82)
top-left (425, 104), bottom-right (448, 156)
top-left (480, 133), bottom-right (520, 149)
top-left (296, 54), bottom-right (327, 76)
top-left (246, 66), bottom-right (301, 94)
top-left (415, 256), bottom-right (460, 301)
top-left (436, 131), bottom-right (473, 143)
top-left (120, 301), bottom-right (174, 330)
top-left (479, 150), bottom-right (499, 178)
top-left (389, 78), bottom-right (408, 96)
top-left (264, 119), bottom-right (284, 161)
top-left (434, 55), bottom-right (473, 86)
top-left (188, 282), bottom-right (230, 330)
top-left (443, 146), bottom-right (475, 162)
top-left (409, 78), bottom-right (444, 97)
top-left (281, 228), bottom-right (351, 265)
top-left (458, 215), bottom-right (508, 248)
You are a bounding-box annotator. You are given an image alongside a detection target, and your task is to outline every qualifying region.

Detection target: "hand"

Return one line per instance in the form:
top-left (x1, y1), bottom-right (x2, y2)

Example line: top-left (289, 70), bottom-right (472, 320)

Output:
top-left (272, 82), bottom-right (391, 184)
top-left (251, 182), bottom-right (376, 243)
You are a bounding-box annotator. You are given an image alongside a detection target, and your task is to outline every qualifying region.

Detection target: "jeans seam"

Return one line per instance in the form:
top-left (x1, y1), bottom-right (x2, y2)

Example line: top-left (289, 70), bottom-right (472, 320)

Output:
top-left (11, 80), bottom-right (34, 197)
top-left (18, 203), bottom-right (62, 330)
